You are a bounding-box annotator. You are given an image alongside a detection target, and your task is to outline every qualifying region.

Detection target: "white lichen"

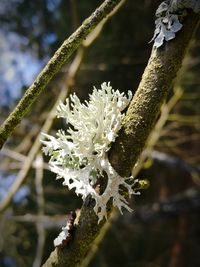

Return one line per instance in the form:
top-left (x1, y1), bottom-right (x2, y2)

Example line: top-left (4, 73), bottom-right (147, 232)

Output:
top-left (54, 225), bottom-right (70, 247)
top-left (41, 82), bottom-right (139, 223)
top-left (54, 212), bottom-right (75, 247)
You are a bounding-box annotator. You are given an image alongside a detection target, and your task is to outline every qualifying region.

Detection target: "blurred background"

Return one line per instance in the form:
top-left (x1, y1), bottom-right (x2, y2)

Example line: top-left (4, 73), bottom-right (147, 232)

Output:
top-left (0, 0), bottom-right (200, 266)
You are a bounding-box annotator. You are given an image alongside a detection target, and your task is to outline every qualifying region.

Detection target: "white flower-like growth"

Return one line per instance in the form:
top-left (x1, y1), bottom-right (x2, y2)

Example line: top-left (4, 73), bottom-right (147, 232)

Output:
top-left (41, 82), bottom-right (138, 223)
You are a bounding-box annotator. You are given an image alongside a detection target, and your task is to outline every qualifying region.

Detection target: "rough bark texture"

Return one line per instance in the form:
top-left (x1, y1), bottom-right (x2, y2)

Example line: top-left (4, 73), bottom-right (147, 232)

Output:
top-left (42, 10), bottom-right (200, 267)
top-left (0, 0), bottom-right (122, 150)
top-left (110, 10), bottom-right (200, 177)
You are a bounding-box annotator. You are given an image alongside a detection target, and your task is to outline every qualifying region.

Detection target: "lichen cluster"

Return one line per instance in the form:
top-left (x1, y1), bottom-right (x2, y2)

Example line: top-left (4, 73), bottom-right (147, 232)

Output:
top-left (151, 1), bottom-right (183, 48)
top-left (42, 82), bottom-right (139, 223)
top-left (151, 0), bottom-right (200, 48)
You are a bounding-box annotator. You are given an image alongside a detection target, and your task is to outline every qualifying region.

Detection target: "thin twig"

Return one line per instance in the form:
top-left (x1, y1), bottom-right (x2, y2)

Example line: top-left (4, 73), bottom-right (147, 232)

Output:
top-left (0, 148), bottom-right (49, 170)
top-left (33, 153), bottom-right (45, 267)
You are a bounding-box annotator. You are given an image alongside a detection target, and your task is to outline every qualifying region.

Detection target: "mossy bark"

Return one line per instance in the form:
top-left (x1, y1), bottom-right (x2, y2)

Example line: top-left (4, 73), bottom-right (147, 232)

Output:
top-left (0, 0), bottom-right (122, 150)
top-left (42, 10), bottom-right (200, 267)
top-left (110, 10), bottom-right (200, 177)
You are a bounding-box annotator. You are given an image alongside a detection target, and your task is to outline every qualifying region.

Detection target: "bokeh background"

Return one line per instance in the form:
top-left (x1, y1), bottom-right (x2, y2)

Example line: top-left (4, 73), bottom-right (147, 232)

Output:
top-left (0, 1), bottom-right (200, 267)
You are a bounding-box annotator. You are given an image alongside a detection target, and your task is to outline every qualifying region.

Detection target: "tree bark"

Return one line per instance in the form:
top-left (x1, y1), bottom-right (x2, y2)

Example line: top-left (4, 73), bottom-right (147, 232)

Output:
top-left (110, 10), bottom-right (200, 177)
top-left (42, 9), bottom-right (200, 267)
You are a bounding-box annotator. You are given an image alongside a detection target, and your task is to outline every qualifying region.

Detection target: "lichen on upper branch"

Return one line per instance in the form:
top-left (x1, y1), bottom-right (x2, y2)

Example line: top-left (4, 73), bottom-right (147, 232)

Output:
top-left (151, 0), bottom-right (200, 48)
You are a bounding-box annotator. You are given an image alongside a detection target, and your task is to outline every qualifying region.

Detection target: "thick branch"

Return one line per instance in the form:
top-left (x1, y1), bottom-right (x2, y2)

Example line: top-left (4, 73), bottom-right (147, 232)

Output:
top-left (110, 11), bottom-right (200, 177)
top-left (42, 10), bottom-right (200, 267)
top-left (0, 0), bottom-right (122, 150)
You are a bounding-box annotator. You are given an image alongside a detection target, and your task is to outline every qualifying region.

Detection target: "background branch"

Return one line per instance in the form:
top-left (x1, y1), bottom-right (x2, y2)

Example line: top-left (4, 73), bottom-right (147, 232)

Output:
top-left (33, 153), bottom-right (45, 267)
top-left (0, 0), bottom-right (125, 215)
top-left (0, 0), bottom-right (122, 150)
top-left (133, 86), bottom-right (183, 177)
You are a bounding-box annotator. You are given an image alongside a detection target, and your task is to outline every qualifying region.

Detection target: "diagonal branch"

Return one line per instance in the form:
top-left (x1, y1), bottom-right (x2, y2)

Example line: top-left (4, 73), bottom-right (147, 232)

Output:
top-left (0, 0), bottom-right (122, 150)
top-left (42, 10), bottom-right (200, 267)
top-left (110, 11), bottom-right (200, 177)
top-left (0, 0), bottom-right (126, 215)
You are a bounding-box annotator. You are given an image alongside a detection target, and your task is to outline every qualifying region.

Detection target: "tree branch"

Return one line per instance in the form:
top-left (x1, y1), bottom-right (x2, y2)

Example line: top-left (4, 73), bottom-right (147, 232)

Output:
top-left (42, 10), bottom-right (200, 267)
top-left (0, 0), bottom-right (126, 215)
top-left (0, 0), bottom-right (122, 150)
top-left (110, 10), bottom-right (200, 177)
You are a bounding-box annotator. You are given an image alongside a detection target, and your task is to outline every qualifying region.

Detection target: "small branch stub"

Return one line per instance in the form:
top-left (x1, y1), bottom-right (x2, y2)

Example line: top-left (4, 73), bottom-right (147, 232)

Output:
top-left (54, 212), bottom-right (76, 248)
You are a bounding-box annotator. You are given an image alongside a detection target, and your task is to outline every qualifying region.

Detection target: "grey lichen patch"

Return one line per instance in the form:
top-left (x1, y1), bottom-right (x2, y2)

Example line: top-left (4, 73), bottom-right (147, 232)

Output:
top-left (151, 0), bottom-right (200, 48)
